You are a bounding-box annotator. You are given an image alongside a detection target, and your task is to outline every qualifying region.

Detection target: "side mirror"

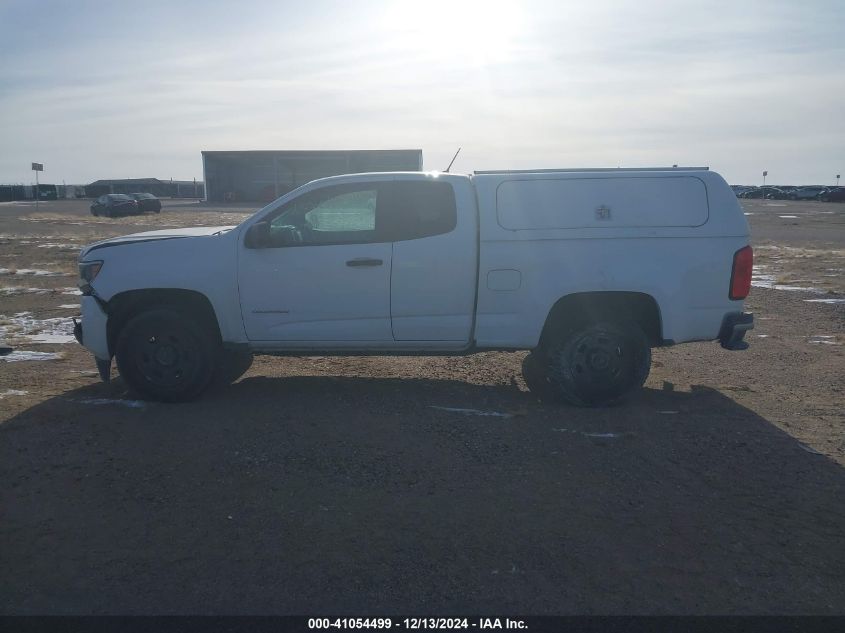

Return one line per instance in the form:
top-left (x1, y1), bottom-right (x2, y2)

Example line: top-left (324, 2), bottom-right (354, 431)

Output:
top-left (244, 221), bottom-right (271, 249)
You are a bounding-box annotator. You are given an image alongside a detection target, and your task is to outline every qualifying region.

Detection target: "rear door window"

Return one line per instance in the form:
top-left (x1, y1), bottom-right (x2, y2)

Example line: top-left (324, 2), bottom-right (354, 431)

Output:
top-left (381, 180), bottom-right (457, 242)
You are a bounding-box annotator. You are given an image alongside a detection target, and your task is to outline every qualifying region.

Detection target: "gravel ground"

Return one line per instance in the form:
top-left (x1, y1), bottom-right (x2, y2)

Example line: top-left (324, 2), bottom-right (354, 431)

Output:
top-left (1, 197), bottom-right (843, 614)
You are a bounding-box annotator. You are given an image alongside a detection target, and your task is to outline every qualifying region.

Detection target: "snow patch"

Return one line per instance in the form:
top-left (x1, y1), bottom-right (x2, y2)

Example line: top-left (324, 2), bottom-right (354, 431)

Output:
top-left (1, 350), bottom-right (62, 362)
top-left (429, 406), bottom-right (512, 418)
top-left (37, 243), bottom-right (79, 250)
top-left (797, 442), bottom-right (823, 455)
top-left (779, 215), bottom-right (798, 219)
top-left (0, 286), bottom-right (51, 296)
top-left (750, 271), bottom-right (824, 294)
top-left (804, 298), bottom-right (845, 304)
top-left (0, 389), bottom-right (28, 398)
top-left (73, 398), bottom-right (146, 409)
top-left (808, 335), bottom-right (839, 345)
top-left (0, 268), bottom-right (65, 277)
top-left (0, 312), bottom-right (76, 344)
top-left (552, 428), bottom-right (624, 438)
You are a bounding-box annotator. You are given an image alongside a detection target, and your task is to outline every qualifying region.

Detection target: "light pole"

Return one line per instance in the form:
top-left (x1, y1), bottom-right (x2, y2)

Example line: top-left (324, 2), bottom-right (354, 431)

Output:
top-left (762, 170), bottom-right (767, 187)
top-left (31, 162), bottom-right (44, 211)
top-left (837, 174), bottom-right (841, 187)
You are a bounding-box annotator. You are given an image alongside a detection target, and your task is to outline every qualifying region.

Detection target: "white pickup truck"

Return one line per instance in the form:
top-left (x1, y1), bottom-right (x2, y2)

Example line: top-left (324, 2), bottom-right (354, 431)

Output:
top-left (74, 167), bottom-right (754, 405)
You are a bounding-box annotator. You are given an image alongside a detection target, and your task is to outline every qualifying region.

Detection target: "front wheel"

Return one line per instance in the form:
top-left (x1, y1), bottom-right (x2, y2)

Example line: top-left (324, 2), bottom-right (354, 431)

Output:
top-left (545, 321), bottom-right (651, 407)
top-left (115, 308), bottom-right (217, 402)
top-left (214, 349), bottom-right (253, 386)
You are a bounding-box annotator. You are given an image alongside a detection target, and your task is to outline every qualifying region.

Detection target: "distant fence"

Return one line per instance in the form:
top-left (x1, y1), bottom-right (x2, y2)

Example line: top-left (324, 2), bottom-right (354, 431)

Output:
top-left (84, 182), bottom-right (205, 198)
top-left (0, 183), bottom-right (202, 200)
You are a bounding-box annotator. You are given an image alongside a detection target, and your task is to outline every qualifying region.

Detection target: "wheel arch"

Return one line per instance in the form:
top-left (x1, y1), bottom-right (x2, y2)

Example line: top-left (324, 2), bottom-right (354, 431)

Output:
top-left (106, 288), bottom-right (221, 356)
top-left (538, 291), bottom-right (663, 349)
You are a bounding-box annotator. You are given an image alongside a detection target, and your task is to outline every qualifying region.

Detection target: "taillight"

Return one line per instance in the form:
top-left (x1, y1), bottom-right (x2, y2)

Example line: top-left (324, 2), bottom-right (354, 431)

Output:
top-left (730, 245), bottom-right (753, 300)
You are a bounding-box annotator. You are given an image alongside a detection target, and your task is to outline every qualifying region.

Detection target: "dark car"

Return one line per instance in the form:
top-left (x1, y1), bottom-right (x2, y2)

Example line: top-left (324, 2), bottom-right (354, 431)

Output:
top-left (739, 186), bottom-right (785, 199)
top-left (818, 187), bottom-right (845, 202)
top-left (788, 186), bottom-right (826, 200)
top-left (90, 194), bottom-right (139, 217)
top-left (130, 192), bottom-right (162, 213)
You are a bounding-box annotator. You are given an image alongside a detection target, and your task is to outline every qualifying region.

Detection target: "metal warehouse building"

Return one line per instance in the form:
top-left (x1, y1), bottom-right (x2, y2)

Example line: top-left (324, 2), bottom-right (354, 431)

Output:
top-left (201, 149), bottom-right (423, 203)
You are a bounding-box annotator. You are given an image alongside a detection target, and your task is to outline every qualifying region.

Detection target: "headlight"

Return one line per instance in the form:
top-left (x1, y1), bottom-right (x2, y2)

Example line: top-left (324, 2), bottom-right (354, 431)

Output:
top-left (78, 260), bottom-right (103, 284)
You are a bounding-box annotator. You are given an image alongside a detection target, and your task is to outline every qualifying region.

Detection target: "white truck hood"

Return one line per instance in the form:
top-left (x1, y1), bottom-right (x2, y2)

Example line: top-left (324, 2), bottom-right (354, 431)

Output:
top-left (80, 226), bottom-right (235, 259)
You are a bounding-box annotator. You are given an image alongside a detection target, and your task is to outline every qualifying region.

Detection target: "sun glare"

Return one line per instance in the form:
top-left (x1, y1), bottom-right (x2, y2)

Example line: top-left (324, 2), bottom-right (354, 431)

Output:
top-left (382, 0), bottom-right (524, 66)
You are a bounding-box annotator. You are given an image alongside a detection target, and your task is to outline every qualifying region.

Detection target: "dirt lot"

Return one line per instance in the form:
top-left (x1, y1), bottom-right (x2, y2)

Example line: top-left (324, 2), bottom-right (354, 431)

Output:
top-left (1, 197), bottom-right (843, 614)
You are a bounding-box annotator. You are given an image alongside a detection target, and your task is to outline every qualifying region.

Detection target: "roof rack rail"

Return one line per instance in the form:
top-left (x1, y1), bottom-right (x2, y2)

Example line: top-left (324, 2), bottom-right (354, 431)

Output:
top-left (473, 166), bottom-right (709, 175)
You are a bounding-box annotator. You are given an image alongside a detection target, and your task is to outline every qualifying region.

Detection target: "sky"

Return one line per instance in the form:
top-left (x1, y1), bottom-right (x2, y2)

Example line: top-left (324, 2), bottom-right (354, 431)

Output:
top-left (1, 0), bottom-right (843, 186)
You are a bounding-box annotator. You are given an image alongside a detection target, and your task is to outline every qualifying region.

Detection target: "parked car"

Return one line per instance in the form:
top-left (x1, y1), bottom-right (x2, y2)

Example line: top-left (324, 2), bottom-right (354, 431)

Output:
top-left (739, 187), bottom-right (785, 199)
top-left (730, 185), bottom-right (754, 197)
top-left (74, 168), bottom-right (753, 404)
top-left (788, 186), bottom-right (826, 200)
top-left (90, 194), bottom-right (139, 217)
top-left (818, 187), bottom-right (845, 202)
top-left (130, 193), bottom-right (162, 213)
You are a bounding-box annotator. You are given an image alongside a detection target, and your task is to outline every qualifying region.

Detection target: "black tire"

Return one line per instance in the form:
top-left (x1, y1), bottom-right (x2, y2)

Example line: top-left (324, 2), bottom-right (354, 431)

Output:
top-left (115, 308), bottom-right (217, 402)
top-left (90, 207), bottom-right (98, 217)
top-left (545, 321), bottom-right (651, 407)
top-left (521, 351), bottom-right (557, 402)
top-left (214, 349), bottom-right (253, 386)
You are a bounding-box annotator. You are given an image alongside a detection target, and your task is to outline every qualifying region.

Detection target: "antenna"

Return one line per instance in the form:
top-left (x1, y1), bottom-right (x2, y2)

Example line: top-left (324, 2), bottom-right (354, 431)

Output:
top-left (444, 147), bottom-right (462, 173)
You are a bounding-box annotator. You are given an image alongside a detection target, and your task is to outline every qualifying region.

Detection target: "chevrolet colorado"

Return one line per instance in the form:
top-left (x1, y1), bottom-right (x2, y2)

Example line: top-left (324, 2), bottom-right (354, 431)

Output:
top-left (75, 167), bottom-right (753, 405)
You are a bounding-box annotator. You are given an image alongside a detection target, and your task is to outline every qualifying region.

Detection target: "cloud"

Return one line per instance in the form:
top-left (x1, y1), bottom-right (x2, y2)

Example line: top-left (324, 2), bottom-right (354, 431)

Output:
top-left (0, 0), bottom-right (842, 184)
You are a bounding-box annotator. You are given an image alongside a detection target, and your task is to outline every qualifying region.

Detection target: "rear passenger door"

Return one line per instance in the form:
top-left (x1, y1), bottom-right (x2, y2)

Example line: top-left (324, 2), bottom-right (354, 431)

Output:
top-left (384, 179), bottom-right (476, 343)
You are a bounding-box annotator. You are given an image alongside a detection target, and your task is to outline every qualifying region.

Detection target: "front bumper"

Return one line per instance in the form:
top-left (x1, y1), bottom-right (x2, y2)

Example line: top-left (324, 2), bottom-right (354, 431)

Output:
top-left (77, 295), bottom-right (111, 361)
top-left (73, 302), bottom-right (112, 382)
top-left (718, 311), bottom-right (754, 350)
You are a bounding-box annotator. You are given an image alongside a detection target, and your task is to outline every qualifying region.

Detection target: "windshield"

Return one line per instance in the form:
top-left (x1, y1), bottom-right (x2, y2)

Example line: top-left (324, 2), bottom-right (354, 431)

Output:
top-left (108, 194), bottom-right (133, 201)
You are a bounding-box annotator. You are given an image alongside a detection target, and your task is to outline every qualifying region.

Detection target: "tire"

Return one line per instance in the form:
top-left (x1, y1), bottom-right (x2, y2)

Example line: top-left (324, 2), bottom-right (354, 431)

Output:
top-left (115, 308), bottom-right (217, 402)
top-left (90, 208), bottom-right (98, 216)
top-left (214, 349), bottom-right (253, 386)
top-left (545, 321), bottom-right (651, 407)
top-left (521, 351), bottom-right (557, 402)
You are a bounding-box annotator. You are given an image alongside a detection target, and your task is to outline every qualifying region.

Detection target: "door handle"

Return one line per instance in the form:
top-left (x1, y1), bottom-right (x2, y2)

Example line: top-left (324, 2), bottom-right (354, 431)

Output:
top-left (346, 258), bottom-right (383, 267)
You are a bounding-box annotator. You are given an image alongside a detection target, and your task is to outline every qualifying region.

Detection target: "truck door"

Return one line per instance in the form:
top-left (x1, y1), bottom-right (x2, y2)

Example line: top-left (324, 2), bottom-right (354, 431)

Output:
top-left (238, 182), bottom-right (393, 342)
top-left (384, 179), bottom-right (476, 342)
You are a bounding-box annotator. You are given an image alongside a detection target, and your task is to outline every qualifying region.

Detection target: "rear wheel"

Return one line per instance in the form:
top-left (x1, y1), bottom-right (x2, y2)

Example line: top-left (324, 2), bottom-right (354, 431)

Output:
top-left (545, 321), bottom-right (651, 407)
top-left (115, 308), bottom-right (217, 402)
top-left (521, 351), bottom-right (556, 402)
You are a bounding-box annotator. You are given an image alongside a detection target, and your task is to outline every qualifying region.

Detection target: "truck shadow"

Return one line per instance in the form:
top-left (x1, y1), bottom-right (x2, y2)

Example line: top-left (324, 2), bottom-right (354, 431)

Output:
top-left (2, 376), bottom-right (844, 615)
